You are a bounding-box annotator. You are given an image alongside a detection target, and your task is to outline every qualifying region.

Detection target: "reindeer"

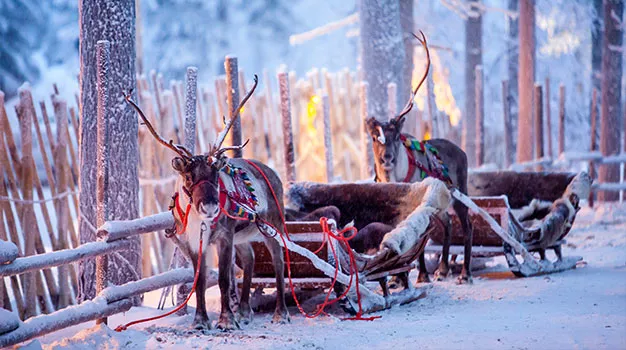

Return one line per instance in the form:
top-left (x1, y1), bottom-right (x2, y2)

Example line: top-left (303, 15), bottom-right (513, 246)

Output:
top-left (365, 32), bottom-right (473, 284)
top-left (124, 75), bottom-right (290, 330)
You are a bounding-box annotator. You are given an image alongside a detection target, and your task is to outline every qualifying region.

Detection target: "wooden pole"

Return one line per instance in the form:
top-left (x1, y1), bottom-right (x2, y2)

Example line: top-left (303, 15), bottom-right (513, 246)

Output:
top-left (225, 57), bottom-right (243, 157)
top-left (387, 82), bottom-right (397, 120)
top-left (545, 77), bottom-right (553, 158)
top-left (359, 82), bottom-right (375, 179)
top-left (16, 84), bottom-right (38, 319)
top-left (558, 84), bottom-right (566, 156)
top-left (589, 88), bottom-right (598, 207)
top-left (184, 66), bottom-right (198, 153)
top-left (475, 66), bottom-right (484, 167)
top-left (322, 94), bottom-right (334, 182)
top-left (533, 84), bottom-right (544, 171)
top-left (502, 80), bottom-right (512, 168)
top-left (95, 40), bottom-right (110, 325)
top-left (278, 71), bottom-right (296, 183)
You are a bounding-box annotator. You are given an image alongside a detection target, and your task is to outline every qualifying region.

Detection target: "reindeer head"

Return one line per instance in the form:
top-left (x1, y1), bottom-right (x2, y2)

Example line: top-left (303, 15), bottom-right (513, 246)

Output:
top-left (366, 31), bottom-right (431, 181)
top-left (124, 75), bottom-right (258, 220)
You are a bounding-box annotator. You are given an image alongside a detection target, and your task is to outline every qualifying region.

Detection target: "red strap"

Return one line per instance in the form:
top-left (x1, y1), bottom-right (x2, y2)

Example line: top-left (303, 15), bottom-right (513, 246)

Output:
top-left (173, 192), bottom-right (192, 235)
top-left (400, 135), bottom-right (417, 182)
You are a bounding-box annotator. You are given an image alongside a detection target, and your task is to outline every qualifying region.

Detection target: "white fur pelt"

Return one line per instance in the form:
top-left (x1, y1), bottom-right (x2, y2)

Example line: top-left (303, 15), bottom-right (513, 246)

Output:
top-left (512, 199), bottom-right (553, 223)
top-left (564, 171), bottom-right (592, 202)
top-left (381, 178), bottom-right (451, 255)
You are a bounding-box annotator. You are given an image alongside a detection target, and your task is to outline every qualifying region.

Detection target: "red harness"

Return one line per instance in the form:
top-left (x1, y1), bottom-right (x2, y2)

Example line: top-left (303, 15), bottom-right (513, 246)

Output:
top-left (172, 177), bottom-right (228, 234)
top-left (399, 135), bottom-right (449, 184)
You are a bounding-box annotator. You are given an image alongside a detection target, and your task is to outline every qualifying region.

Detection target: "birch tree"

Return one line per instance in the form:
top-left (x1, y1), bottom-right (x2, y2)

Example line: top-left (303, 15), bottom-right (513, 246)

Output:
top-left (78, 0), bottom-right (141, 302)
top-left (462, 0), bottom-right (482, 167)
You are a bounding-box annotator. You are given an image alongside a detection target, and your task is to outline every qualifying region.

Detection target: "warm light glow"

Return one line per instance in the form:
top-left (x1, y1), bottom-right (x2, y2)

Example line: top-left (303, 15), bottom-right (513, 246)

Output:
top-left (311, 95), bottom-right (321, 104)
top-left (239, 106), bottom-right (246, 114)
top-left (413, 47), bottom-right (461, 127)
top-left (424, 131), bottom-right (431, 141)
top-left (306, 95), bottom-right (321, 135)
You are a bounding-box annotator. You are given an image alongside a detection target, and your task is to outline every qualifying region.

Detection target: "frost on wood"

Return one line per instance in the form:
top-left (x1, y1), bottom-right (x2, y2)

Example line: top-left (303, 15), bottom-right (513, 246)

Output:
top-left (358, 0), bottom-right (406, 120)
top-left (0, 240), bottom-right (128, 278)
top-left (322, 94), bottom-right (334, 182)
top-left (278, 71), bottom-right (296, 183)
top-left (0, 297), bottom-right (132, 348)
top-left (225, 56), bottom-right (242, 157)
top-left (78, 0), bottom-right (140, 302)
top-left (359, 82), bottom-right (375, 179)
top-left (97, 212), bottom-right (175, 242)
top-left (463, 0), bottom-right (482, 167)
top-left (184, 66), bottom-right (198, 153)
top-left (0, 308), bottom-right (20, 335)
top-left (0, 240), bottom-right (19, 265)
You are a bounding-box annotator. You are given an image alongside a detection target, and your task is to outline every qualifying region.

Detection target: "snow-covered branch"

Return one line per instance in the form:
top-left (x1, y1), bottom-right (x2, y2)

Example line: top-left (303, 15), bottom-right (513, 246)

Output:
top-left (289, 13), bottom-right (359, 46)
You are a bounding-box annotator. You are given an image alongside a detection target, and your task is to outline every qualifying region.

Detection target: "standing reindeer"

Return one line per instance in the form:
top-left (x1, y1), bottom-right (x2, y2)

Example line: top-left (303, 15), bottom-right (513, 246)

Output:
top-left (124, 75), bottom-right (290, 330)
top-left (366, 32), bottom-right (473, 284)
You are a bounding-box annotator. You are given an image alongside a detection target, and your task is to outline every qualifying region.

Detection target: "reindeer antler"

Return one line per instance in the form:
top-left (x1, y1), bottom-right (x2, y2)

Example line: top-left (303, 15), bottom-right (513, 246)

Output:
top-left (395, 31), bottom-right (431, 122)
top-left (211, 74), bottom-right (259, 155)
top-left (123, 90), bottom-right (193, 160)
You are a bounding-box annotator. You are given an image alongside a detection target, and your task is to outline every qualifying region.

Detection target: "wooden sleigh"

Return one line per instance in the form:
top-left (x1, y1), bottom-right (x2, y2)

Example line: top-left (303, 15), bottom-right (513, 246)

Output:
top-left (244, 178), bottom-right (452, 313)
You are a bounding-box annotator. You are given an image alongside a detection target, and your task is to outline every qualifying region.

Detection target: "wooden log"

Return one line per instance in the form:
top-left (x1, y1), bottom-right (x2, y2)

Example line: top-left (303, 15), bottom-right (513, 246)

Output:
top-left (322, 94), bottom-right (334, 182)
top-left (97, 212), bottom-right (174, 242)
top-left (426, 72), bottom-right (436, 138)
top-left (475, 66), bottom-right (484, 167)
top-left (278, 71), bottom-right (296, 183)
top-left (545, 77), bottom-right (553, 158)
top-left (590, 88), bottom-right (598, 207)
top-left (225, 57), bottom-right (243, 158)
top-left (0, 239), bottom-right (129, 279)
top-left (171, 81), bottom-right (185, 143)
top-left (16, 84), bottom-right (38, 319)
top-left (51, 96), bottom-right (72, 309)
top-left (184, 66), bottom-right (198, 153)
top-left (533, 84), bottom-right (544, 171)
top-left (0, 240), bottom-right (19, 265)
top-left (359, 82), bottom-right (375, 179)
top-left (502, 80), bottom-right (512, 168)
top-left (38, 102), bottom-right (56, 152)
top-left (0, 298), bottom-right (133, 348)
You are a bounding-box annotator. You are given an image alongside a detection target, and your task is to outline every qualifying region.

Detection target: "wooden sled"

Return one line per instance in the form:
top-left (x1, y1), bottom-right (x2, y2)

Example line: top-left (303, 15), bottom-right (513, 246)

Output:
top-left (245, 178), bottom-right (452, 314)
top-left (425, 171), bottom-right (591, 277)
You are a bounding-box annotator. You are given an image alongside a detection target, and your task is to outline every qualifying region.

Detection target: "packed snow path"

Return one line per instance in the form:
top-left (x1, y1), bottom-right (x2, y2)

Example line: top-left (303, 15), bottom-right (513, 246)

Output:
top-left (31, 204), bottom-right (626, 349)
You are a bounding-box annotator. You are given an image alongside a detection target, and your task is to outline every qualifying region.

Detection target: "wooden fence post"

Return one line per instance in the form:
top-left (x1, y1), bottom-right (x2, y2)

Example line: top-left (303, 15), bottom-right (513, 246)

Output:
top-left (558, 84), bottom-right (566, 156)
top-left (475, 66), bottom-right (484, 167)
top-left (95, 40), bottom-right (111, 325)
top-left (278, 71), bottom-right (296, 183)
top-left (545, 77), bottom-right (553, 158)
top-left (360, 82), bottom-right (375, 179)
top-left (533, 84), bottom-right (544, 171)
top-left (589, 88), bottom-right (598, 207)
top-left (184, 66), bottom-right (198, 154)
top-left (225, 57), bottom-right (243, 158)
top-left (502, 80), bottom-right (512, 168)
top-left (322, 94), bottom-right (334, 182)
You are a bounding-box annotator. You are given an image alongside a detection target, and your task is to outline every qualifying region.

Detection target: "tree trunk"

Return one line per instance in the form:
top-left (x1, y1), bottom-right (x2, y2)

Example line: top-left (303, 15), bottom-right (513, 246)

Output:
top-left (78, 0), bottom-right (140, 303)
top-left (598, 0), bottom-right (624, 202)
top-left (507, 0), bottom-right (519, 166)
top-left (359, 0), bottom-right (406, 121)
top-left (462, 0), bottom-right (482, 167)
top-left (516, 0), bottom-right (535, 163)
top-left (592, 0), bottom-right (603, 95)
top-left (399, 0), bottom-right (414, 105)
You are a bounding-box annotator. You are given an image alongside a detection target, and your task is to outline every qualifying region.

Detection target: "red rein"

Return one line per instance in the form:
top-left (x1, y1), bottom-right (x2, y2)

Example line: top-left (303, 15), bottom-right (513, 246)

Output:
top-left (115, 160), bottom-right (379, 331)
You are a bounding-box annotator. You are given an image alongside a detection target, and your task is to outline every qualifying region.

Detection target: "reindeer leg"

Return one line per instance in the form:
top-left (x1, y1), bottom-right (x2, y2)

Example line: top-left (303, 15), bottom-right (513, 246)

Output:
top-left (435, 213), bottom-right (452, 281)
top-left (228, 249), bottom-right (240, 319)
top-left (538, 248), bottom-right (547, 261)
top-left (263, 235), bottom-right (290, 324)
top-left (553, 244), bottom-right (563, 262)
top-left (216, 236), bottom-right (240, 331)
top-left (455, 200), bottom-right (473, 285)
top-left (235, 243), bottom-right (254, 324)
top-left (192, 250), bottom-right (211, 330)
top-left (417, 252), bottom-right (431, 283)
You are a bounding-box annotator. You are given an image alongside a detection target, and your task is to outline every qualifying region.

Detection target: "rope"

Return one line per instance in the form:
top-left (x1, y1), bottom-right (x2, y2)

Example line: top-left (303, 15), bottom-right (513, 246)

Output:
top-left (0, 190), bottom-right (77, 204)
top-left (115, 229), bottom-right (204, 332)
top-left (243, 159), bottom-right (380, 321)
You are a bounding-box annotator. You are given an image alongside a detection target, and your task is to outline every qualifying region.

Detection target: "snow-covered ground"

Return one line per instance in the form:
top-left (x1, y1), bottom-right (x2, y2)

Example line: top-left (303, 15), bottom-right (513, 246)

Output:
top-left (27, 203), bottom-right (626, 349)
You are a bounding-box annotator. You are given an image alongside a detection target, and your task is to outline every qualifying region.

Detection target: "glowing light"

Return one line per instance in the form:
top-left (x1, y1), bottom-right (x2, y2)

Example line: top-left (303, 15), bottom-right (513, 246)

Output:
top-left (239, 106), bottom-right (246, 114)
top-left (311, 95), bottom-right (321, 104)
top-left (306, 95), bottom-right (320, 135)
top-left (424, 131), bottom-right (431, 141)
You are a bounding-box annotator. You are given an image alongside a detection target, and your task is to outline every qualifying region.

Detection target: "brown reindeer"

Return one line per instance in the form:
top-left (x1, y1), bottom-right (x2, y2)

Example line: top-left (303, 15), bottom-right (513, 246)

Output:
top-left (124, 75), bottom-right (290, 330)
top-left (365, 32), bottom-right (473, 284)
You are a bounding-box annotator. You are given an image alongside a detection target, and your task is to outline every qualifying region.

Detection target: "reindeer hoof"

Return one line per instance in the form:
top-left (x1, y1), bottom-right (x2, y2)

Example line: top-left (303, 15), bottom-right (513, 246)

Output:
top-left (192, 316), bottom-right (212, 330)
top-left (456, 275), bottom-right (473, 285)
top-left (272, 310), bottom-right (291, 324)
top-left (434, 269), bottom-right (448, 281)
top-left (417, 273), bottom-right (431, 284)
top-left (238, 304), bottom-right (254, 325)
top-left (217, 314), bottom-right (240, 331)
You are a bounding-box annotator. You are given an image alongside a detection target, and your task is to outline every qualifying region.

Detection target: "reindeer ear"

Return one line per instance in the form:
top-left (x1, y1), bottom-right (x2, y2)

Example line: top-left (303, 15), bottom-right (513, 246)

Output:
top-left (171, 157), bottom-right (186, 172)
top-left (365, 117), bottom-right (378, 133)
top-left (393, 114), bottom-right (407, 131)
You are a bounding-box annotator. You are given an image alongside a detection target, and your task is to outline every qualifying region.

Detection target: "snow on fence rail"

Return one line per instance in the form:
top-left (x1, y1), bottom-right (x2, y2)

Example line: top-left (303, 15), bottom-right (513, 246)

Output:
top-left (0, 211), bottom-right (191, 348)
